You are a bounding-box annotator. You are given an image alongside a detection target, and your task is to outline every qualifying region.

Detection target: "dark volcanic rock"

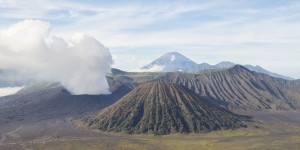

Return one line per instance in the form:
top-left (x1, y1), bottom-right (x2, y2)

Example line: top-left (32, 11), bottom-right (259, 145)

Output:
top-left (85, 82), bottom-right (250, 135)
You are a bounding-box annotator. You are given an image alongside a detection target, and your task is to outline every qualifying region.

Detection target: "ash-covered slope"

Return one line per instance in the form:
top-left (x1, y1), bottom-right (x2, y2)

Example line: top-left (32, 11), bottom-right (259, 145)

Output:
top-left (156, 65), bottom-right (300, 111)
top-left (85, 82), bottom-right (250, 135)
top-left (0, 82), bottom-right (134, 124)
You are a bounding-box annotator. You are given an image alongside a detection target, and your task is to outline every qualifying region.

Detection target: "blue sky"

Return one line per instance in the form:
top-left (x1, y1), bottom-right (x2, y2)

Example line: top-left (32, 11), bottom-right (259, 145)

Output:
top-left (0, 0), bottom-right (300, 78)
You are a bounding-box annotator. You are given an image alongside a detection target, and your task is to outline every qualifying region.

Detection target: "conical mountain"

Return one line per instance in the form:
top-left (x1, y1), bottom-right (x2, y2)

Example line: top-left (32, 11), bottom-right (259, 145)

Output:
top-left (84, 82), bottom-right (250, 135)
top-left (142, 52), bottom-right (199, 72)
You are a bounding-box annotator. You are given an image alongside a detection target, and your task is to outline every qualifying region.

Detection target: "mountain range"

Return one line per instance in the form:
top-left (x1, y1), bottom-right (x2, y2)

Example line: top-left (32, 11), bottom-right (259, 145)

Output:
top-left (108, 66), bottom-right (300, 111)
top-left (155, 65), bottom-right (300, 111)
top-left (142, 52), bottom-right (293, 80)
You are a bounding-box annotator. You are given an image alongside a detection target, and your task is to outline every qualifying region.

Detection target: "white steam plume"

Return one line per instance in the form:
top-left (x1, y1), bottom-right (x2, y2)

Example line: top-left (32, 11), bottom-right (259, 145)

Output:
top-left (0, 20), bottom-right (113, 95)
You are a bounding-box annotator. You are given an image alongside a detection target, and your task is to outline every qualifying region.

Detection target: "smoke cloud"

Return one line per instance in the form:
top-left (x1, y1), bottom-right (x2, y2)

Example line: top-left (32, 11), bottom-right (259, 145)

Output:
top-left (0, 20), bottom-right (113, 95)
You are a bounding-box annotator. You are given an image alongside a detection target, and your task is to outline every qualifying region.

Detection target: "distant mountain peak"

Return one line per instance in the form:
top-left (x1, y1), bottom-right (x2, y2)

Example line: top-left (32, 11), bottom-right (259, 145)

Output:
top-left (244, 65), bottom-right (293, 80)
top-left (165, 51), bottom-right (181, 55)
top-left (221, 61), bottom-right (233, 63)
top-left (142, 52), bottom-right (198, 72)
top-left (215, 61), bottom-right (236, 68)
top-left (160, 52), bottom-right (194, 62)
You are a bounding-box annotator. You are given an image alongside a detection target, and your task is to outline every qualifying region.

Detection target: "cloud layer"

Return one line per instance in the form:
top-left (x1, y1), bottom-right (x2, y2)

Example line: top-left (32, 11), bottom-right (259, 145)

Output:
top-left (0, 1), bottom-right (300, 78)
top-left (130, 64), bottom-right (165, 72)
top-left (0, 20), bottom-right (112, 95)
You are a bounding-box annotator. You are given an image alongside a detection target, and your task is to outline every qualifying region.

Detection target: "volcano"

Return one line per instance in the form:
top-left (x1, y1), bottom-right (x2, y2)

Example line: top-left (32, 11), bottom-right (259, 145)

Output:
top-left (85, 82), bottom-right (250, 135)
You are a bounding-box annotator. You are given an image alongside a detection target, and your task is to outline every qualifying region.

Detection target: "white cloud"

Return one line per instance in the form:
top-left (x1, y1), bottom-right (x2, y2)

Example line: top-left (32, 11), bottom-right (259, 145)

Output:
top-left (130, 64), bottom-right (165, 72)
top-left (0, 87), bottom-right (23, 97)
top-left (0, 19), bottom-right (113, 95)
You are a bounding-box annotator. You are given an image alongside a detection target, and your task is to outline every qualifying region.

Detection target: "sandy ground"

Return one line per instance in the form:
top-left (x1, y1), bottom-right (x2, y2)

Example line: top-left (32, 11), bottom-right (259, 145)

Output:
top-left (0, 111), bottom-right (300, 150)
